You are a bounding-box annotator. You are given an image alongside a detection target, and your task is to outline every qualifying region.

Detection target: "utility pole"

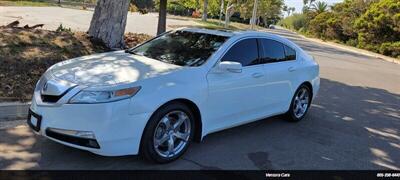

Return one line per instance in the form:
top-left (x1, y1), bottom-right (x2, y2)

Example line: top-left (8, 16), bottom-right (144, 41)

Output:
top-left (250, 0), bottom-right (258, 29)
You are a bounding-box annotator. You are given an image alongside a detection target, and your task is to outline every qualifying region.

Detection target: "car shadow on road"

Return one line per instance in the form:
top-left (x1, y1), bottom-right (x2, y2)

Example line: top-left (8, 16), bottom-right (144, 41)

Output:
top-left (0, 78), bottom-right (399, 170)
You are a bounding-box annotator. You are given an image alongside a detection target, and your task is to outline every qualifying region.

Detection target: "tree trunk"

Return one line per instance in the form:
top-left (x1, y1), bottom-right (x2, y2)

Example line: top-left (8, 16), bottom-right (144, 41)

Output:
top-left (157, 0), bottom-right (167, 35)
top-left (88, 0), bottom-right (130, 49)
top-left (250, 0), bottom-right (258, 29)
top-left (202, 0), bottom-right (208, 21)
top-left (225, 3), bottom-right (234, 28)
top-left (219, 0), bottom-right (224, 25)
top-left (195, 0), bottom-right (200, 11)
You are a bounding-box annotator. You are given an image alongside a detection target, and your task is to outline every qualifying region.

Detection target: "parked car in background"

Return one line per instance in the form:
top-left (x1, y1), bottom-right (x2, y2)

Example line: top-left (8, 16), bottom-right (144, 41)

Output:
top-left (28, 28), bottom-right (319, 163)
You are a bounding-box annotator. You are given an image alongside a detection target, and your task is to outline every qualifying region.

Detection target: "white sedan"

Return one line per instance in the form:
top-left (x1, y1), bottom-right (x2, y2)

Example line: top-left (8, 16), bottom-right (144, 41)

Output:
top-left (28, 28), bottom-right (319, 163)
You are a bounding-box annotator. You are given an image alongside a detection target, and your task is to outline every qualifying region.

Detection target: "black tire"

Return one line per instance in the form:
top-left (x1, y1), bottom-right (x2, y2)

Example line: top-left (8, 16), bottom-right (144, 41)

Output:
top-left (140, 102), bottom-right (195, 163)
top-left (286, 84), bottom-right (312, 122)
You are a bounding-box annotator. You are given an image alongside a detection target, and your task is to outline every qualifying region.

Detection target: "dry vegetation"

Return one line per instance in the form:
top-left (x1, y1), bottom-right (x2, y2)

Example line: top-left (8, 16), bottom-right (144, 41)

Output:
top-left (0, 27), bottom-right (152, 102)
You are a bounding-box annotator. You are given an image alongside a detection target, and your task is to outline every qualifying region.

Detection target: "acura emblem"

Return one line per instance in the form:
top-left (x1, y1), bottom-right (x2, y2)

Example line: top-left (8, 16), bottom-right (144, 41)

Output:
top-left (42, 82), bottom-right (48, 92)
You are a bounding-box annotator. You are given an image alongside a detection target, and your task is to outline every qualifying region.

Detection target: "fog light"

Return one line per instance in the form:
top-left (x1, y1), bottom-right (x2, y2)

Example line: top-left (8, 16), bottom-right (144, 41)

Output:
top-left (47, 128), bottom-right (96, 139)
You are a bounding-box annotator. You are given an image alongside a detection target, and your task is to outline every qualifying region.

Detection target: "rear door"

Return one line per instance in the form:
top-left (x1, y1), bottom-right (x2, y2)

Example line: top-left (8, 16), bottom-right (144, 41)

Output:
top-left (259, 38), bottom-right (298, 113)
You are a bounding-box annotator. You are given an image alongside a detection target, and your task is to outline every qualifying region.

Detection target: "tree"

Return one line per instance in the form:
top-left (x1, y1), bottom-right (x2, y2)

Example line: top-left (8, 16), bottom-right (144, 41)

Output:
top-left (158, 0), bottom-right (168, 35)
top-left (132, 0), bottom-right (154, 10)
top-left (283, 5), bottom-right (295, 16)
top-left (202, 0), bottom-right (209, 21)
top-left (238, 0), bottom-right (283, 26)
top-left (250, 0), bottom-right (258, 29)
top-left (225, 2), bottom-right (235, 28)
top-left (88, 0), bottom-right (130, 49)
top-left (308, 11), bottom-right (336, 38)
top-left (219, 0), bottom-right (224, 24)
top-left (355, 0), bottom-right (400, 56)
top-left (302, 0), bottom-right (315, 13)
top-left (311, 1), bottom-right (328, 14)
top-left (289, 7), bottom-right (295, 16)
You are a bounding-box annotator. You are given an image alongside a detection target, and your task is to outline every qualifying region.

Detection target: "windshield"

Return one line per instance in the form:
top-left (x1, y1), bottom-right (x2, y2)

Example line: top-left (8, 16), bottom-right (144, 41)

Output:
top-left (130, 30), bottom-right (229, 67)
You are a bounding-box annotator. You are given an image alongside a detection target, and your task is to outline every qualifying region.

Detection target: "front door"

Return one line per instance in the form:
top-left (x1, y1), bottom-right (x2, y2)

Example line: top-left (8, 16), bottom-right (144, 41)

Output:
top-left (205, 38), bottom-right (269, 132)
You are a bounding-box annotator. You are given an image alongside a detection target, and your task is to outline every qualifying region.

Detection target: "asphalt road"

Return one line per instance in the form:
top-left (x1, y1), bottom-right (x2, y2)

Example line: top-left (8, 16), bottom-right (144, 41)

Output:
top-left (0, 22), bottom-right (399, 170)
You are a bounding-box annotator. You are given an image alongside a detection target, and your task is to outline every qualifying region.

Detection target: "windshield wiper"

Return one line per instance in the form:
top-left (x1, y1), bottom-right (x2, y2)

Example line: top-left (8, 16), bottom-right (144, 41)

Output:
top-left (125, 49), bottom-right (136, 54)
top-left (125, 49), bottom-right (143, 55)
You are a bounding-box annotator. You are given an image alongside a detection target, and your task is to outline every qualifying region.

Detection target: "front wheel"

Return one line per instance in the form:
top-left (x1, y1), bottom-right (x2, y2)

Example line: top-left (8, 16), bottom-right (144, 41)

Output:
top-left (286, 84), bottom-right (312, 122)
top-left (140, 102), bottom-right (194, 163)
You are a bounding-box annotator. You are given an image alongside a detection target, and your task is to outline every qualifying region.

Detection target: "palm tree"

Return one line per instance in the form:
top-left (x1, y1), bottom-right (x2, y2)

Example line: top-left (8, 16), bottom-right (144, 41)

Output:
top-left (302, 0), bottom-right (315, 13)
top-left (311, 1), bottom-right (328, 14)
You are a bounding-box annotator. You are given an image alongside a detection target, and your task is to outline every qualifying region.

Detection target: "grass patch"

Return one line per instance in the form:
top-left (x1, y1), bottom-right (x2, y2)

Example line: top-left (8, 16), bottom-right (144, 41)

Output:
top-left (0, 27), bottom-right (152, 102)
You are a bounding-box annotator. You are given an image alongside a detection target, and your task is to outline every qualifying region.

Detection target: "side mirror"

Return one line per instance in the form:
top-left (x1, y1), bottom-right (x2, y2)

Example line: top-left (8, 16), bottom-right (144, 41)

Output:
top-left (218, 61), bottom-right (242, 73)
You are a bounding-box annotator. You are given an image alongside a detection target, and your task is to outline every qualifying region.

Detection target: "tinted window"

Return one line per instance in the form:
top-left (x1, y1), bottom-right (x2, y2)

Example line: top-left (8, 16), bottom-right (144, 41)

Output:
top-left (130, 30), bottom-right (228, 67)
top-left (284, 45), bottom-right (296, 60)
top-left (259, 39), bottom-right (285, 63)
top-left (221, 38), bottom-right (258, 66)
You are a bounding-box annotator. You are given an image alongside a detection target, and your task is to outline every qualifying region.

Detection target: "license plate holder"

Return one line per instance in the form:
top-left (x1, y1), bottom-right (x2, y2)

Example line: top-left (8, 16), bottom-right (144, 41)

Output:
top-left (27, 109), bottom-right (42, 132)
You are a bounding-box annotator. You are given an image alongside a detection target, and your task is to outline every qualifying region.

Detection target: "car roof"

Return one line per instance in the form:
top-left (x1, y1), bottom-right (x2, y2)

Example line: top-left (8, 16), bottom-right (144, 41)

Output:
top-left (178, 27), bottom-right (302, 53)
top-left (178, 27), bottom-right (236, 37)
top-left (178, 27), bottom-right (283, 39)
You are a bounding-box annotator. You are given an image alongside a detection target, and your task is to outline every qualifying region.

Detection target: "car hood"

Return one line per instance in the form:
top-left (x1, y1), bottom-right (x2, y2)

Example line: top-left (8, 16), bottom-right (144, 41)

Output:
top-left (49, 51), bottom-right (181, 87)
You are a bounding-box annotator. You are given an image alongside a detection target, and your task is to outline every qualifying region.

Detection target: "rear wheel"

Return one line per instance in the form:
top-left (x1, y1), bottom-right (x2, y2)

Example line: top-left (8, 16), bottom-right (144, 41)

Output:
top-left (141, 102), bottom-right (194, 163)
top-left (286, 84), bottom-right (312, 122)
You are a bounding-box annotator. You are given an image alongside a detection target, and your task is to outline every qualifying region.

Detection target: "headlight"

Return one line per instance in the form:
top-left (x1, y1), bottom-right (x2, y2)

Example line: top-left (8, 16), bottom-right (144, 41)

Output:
top-left (69, 86), bottom-right (141, 104)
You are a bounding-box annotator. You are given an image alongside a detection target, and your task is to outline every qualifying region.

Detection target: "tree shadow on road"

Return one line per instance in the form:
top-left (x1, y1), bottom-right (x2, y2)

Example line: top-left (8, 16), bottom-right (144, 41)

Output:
top-left (190, 78), bottom-right (400, 170)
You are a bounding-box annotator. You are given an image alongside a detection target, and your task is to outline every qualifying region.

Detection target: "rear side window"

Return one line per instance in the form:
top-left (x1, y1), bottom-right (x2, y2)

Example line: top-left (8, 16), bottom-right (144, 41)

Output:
top-left (221, 38), bottom-right (258, 66)
top-left (259, 39), bottom-right (285, 63)
top-left (284, 45), bottom-right (296, 60)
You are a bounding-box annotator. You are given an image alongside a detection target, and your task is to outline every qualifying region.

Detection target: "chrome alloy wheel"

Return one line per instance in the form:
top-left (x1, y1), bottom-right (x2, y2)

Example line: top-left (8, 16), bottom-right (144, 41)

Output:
top-left (293, 87), bottom-right (310, 118)
top-left (153, 110), bottom-right (191, 158)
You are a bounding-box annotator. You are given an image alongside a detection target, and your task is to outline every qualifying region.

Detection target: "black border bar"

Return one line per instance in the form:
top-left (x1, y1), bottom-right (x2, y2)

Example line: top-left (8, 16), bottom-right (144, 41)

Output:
top-left (0, 170), bottom-right (399, 180)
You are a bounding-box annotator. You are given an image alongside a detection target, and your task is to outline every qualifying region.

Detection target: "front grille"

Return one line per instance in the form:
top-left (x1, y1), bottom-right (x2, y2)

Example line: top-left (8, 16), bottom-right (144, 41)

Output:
top-left (46, 129), bottom-right (100, 149)
top-left (41, 94), bottom-right (63, 103)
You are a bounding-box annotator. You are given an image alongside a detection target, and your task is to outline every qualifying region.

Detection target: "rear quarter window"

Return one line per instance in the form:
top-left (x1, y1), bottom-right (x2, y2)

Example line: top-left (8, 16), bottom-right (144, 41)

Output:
top-left (284, 45), bottom-right (296, 60)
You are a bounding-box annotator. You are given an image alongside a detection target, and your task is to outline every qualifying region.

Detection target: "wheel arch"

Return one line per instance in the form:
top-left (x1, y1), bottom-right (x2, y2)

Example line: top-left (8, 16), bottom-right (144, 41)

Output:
top-left (301, 81), bottom-right (313, 99)
top-left (142, 98), bottom-right (203, 145)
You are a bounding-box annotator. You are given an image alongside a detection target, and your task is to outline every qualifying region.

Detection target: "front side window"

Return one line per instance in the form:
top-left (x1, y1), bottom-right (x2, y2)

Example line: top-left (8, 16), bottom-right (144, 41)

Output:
top-left (221, 38), bottom-right (259, 66)
top-left (130, 30), bottom-right (228, 67)
top-left (259, 39), bottom-right (285, 63)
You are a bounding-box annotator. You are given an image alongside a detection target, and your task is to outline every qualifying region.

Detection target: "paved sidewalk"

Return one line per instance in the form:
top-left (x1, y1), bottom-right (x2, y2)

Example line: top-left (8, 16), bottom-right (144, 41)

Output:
top-left (0, 102), bottom-right (30, 121)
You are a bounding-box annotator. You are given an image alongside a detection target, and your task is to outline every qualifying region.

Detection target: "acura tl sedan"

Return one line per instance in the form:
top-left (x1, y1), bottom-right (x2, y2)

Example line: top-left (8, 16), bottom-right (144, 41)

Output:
top-left (28, 28), bottom-right (319, 163)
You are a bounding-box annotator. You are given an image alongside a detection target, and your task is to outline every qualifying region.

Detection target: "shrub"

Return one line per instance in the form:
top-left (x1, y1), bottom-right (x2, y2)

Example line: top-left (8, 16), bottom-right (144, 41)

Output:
top-left (308, 12), bottom-right (334, 38)
top-left (355, 0), bottom-right (400, 52)
top-left (278, 13), bottom-right (307, 31)
top-left (379, 42), bottom-right (400, 58)
top-left (56, 24), bottom-right (71, 33)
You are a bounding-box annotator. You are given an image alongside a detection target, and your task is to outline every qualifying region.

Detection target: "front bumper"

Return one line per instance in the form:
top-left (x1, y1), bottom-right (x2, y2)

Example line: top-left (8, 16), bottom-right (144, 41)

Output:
top-left (29, 97), bottom-right (151, 156)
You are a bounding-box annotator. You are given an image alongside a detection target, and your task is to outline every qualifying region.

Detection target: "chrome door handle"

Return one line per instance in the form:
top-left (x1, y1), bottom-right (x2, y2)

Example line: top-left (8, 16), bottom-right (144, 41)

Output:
top-left (288, 67), bottom-right (296, 72)
top-left (252, 73), bottom-right (264, 78)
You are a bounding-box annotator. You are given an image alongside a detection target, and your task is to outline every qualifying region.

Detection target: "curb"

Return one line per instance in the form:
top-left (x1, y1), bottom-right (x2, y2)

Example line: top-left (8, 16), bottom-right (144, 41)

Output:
top-left (0, 102), bottom-right (30, 121)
